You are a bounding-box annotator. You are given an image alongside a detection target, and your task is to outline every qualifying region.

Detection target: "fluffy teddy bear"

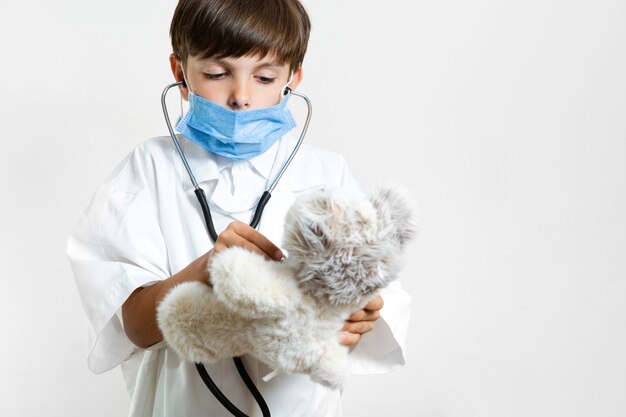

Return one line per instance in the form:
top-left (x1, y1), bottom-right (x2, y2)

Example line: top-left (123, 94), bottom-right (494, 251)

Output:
top-left (157, 183), bottom-right (419, 389)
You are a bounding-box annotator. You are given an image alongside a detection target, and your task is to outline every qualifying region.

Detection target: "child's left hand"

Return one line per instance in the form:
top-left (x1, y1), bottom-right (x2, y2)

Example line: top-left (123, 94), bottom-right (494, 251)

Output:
top-left (339, 294), bottom-right (384, 350)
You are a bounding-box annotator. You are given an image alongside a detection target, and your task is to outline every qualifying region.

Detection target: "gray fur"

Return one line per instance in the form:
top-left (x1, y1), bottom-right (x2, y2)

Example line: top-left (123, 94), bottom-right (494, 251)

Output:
top-left (157, 182), bottom-right (419, 389)
top-left (283, 183), bottom-right (419, 306)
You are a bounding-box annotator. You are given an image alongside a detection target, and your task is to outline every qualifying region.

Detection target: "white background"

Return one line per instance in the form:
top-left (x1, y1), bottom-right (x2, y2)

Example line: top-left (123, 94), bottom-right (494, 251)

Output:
top-left (1, 0), bottom-right (625, 416)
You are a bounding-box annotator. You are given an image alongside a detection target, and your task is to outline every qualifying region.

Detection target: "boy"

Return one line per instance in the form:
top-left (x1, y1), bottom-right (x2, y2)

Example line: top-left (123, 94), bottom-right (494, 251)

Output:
top-left (67, 0), bottom-right (411, 416)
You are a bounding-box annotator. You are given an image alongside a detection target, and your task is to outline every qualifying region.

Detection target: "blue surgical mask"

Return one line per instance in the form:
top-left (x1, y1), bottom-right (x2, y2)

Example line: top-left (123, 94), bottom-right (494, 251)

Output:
top-left (176, 79), bottom-right (297, 161)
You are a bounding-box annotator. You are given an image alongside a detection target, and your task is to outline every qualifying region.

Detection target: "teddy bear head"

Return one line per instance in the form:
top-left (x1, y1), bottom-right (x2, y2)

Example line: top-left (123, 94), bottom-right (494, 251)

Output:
top-left (282, 183), bottom-right (419, 306)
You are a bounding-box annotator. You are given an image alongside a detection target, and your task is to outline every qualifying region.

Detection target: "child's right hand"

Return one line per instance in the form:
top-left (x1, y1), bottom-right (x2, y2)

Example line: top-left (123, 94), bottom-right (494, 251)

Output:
top-left (210, 221), bottom-right (284, 262)
top-left (122, 221), bottom-right (284, 349)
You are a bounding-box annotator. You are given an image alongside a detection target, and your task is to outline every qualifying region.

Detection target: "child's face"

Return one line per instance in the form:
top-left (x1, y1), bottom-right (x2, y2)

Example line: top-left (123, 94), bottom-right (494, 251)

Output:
top-left (170, 53), bottom-right (303, 111)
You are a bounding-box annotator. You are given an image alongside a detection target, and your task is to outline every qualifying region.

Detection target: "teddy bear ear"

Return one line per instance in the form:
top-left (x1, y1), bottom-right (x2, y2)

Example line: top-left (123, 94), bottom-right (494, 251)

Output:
top-left (369, 182), bottom-right (421, 248)
top-left (284, 189), bottom-right (333, 244)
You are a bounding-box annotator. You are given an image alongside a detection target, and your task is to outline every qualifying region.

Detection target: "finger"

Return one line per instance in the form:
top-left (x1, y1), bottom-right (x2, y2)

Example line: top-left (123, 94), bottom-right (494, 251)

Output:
top-left (216, 222), bottom-right (282, 259)
top-left (215, 234), bottom-right (276, 261)
top-left (347, 309), bottom-right (380, 322)
top-left (364, 295), bottom-right (384, 312)
top-left (338, 331), bottom-right (360, 347)
top-left (341, 320), bottom-right (375, 335)
top-left (230, 222), bottom-right (284, 260)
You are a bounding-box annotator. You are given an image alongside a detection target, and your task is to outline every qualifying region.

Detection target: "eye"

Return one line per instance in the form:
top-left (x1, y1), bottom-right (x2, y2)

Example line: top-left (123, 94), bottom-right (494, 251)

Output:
top-left (256, 76), bottom-right (276, 84)
top-left (204, 72), bottom-right (227, 80)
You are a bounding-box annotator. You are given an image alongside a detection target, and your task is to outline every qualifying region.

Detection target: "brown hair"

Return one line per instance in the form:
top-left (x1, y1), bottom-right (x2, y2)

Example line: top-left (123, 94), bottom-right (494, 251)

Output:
top-left (170, 0), bottom-right (311, 72)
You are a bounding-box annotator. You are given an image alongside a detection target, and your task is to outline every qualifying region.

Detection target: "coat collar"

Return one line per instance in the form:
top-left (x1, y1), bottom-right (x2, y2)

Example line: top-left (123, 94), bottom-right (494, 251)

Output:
top-left (180, 135), bottom-right (279, 191)
top-left (177, 133), bottom-right (322, 201)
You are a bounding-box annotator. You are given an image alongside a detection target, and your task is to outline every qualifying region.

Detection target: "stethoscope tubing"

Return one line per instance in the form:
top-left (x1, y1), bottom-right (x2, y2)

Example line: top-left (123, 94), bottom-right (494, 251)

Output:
top-left (161, 81), bottom-right (200, 189)
top-left (161, 80), bottom-right (312, 417)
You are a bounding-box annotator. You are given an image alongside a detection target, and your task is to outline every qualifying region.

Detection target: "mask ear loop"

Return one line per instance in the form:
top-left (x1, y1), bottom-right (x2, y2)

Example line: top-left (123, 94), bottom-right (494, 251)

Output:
top-left (281, 72), bottom-right (294, 98)
top-left (180, 62), bottom-right (193, 119)
top-left (181, 62), bottom-right (194, 96)
top-left (177, 62), bottom-right (190, 122)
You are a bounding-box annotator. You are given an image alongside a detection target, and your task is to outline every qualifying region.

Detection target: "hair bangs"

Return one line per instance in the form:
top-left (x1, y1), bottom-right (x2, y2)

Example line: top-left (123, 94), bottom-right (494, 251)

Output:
top-left (172, 0), bottom-right (311, 72)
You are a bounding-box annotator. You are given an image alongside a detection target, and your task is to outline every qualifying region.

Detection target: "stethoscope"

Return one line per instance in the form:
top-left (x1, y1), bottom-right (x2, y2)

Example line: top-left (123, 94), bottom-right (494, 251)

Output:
top-left (161, 80), bottom-right (312, 417)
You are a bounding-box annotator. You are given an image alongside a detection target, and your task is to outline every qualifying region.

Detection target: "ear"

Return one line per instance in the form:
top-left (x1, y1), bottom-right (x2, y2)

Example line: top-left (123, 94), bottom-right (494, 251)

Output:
top-left (370, 183), bottom-right (420, 249)
top-left (169, 53), bottom-right (189, 101)
top-left (288, 65), bottom-right (304, 91)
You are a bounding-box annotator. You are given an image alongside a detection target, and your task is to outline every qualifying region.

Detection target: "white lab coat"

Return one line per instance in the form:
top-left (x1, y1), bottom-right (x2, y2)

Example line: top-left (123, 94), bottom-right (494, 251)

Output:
top-left (66, 133), bottom-right (411, 417)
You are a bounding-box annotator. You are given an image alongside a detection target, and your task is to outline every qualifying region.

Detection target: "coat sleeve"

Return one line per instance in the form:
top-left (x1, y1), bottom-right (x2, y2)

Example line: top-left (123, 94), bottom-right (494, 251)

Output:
top-left (66, 149), bottom-right (169, 374)
top-left (336, 155), bottom-right (413, 374)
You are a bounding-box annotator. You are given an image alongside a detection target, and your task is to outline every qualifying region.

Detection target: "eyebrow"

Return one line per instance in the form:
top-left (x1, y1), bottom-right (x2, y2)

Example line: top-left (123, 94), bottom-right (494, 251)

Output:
top-left (211, 58), bottom-right (281, 70)
top-left (254, 61), bottom-right (281, 70)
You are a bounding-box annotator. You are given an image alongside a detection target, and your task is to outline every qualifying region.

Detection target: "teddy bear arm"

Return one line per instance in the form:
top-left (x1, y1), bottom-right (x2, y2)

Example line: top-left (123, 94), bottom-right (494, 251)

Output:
top-left (210, 247), bottom-right (301, 318)
top-left (157, 281), bottom-right (233, 364)
top-left (308, 341), bottom-right (349, 390)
